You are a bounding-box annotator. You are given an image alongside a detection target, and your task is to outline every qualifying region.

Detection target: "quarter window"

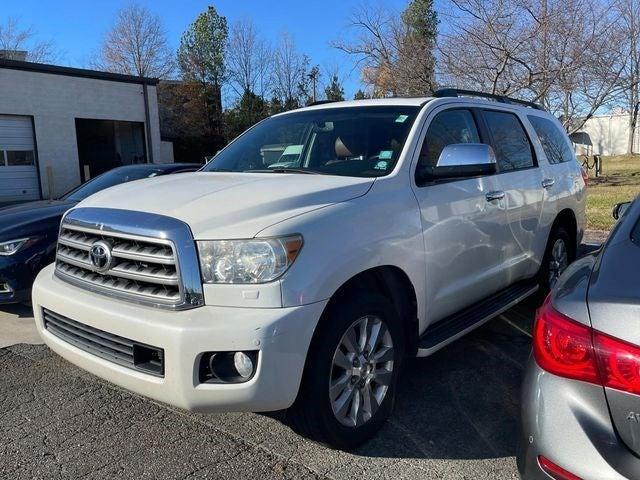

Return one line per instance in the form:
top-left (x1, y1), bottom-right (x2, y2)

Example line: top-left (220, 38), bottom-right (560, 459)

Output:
top-left (528, 115), bottom-right (576, 164)
top-left (483, 111), bottom-right (535, 171)
top-left (419, 109), bottom-right (480, 168)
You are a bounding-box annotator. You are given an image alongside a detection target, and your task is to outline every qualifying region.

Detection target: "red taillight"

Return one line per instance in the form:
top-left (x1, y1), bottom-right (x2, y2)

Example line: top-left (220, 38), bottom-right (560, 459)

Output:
top-left (533, 297), bottom-right (599, 384)
top-left (538, 456), bottom-right (582, 480)
top-left (580, 166), bottom-right (588, 186)
top-left (534, 296), bottom-right (640, 396)
top-left (594, 332), bottom-right (640, 396)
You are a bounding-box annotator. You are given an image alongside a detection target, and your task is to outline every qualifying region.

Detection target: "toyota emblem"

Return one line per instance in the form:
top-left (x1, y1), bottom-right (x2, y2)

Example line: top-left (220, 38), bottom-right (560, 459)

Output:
top-left (89, 240), bottom-right (113, 273)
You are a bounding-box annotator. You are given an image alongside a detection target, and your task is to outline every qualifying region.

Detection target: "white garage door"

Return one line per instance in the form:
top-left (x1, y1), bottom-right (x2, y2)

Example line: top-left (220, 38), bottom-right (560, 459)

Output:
top-left (0, 115), bottom-right (40, 202)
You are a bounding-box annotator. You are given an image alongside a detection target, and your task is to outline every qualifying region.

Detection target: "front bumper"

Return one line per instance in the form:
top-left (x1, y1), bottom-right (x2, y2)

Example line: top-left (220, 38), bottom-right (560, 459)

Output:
top-left (518, 358), bottom-right (639, 479)
top-left (32, 264), bottom-right (327, 413)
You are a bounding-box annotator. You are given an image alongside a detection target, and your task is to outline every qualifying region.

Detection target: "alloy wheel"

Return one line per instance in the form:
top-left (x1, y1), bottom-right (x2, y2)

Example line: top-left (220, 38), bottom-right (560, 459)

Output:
top-left (329, 315), bottom-right (394, 428)
top-left (548, 238), bottom-right (569, 289)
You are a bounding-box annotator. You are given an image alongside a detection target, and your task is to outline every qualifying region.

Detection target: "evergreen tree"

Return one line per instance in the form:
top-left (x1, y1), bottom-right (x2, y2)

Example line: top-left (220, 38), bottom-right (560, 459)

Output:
top-left (177, 6), bottom-right (228, 134)
top-left (324, 75), bottom-right (345, 101)
top-left (353, 89), bottom-right (368, 100)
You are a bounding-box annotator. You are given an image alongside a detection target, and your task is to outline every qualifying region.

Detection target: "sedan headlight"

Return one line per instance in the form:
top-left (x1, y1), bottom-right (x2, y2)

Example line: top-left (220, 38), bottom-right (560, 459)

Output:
top-left (0, 238), bottom-right (32, 256)
top-left (197, 235), bottom-right (303, 284)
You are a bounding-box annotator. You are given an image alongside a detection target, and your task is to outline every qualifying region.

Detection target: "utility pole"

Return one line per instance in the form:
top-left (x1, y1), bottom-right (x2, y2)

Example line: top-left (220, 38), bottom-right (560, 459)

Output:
top-left (308, 66), bottom-right (320, 103)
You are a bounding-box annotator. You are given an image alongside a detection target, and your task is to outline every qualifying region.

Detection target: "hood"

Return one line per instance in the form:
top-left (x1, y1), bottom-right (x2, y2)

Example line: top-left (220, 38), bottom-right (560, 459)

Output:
top-left (0, 199), bottom-right (76, 239)
top-left (77, 172), bottom-right (374, 239)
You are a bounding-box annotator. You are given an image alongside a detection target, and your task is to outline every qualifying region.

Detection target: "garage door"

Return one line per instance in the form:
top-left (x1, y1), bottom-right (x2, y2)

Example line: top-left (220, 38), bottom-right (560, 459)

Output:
top-left (0, 115), bottom-right (40, 202)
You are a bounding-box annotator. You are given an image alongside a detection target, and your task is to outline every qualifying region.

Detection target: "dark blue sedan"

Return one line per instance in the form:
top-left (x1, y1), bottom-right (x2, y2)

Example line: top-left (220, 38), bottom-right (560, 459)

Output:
top-left (0, 163), bottom-right (199, 304)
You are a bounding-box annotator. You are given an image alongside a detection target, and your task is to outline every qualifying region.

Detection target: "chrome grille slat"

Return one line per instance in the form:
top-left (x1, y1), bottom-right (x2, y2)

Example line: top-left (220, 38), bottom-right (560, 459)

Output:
top-left (111, 245), bottom-right (175, 265)
top-left (55, 223), bottom-right (182, 305)
top-left (110, 262), bottom-right (179, 286)
top-left (57, 263), bottom-right (181, 302)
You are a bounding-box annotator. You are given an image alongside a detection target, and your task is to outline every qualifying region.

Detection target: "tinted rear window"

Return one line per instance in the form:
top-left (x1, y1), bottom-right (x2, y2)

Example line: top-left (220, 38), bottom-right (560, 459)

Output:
top-left (528, 116), bottom-right (576, 164)
top-left (483, 111), bottom-right (535, 171)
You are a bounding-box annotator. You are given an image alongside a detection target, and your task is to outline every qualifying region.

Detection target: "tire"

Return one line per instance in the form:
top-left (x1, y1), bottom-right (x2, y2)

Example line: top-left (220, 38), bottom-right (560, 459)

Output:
top-left (287, 293), bottom-right (405, 450)
top-left (537, 225), bottom-right (574, 297)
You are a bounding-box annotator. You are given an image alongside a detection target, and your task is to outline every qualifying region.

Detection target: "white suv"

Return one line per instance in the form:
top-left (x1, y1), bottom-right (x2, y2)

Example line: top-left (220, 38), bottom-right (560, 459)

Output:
top-left (33, 90), bottom-right (586, 449)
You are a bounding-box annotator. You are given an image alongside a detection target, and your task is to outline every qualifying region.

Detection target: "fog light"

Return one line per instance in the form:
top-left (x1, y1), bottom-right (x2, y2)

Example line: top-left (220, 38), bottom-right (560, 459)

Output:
top-left (233, 352), bottom-right (254, 379)
top-left (199, 351), bottom-right (258, 384)
top-left (0, 282), bottom-right (12, 294)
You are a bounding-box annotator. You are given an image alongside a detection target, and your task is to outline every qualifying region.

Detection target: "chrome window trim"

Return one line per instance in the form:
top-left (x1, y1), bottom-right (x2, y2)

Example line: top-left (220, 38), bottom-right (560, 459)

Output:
top-left (56, 207), bottom-right (204, 310)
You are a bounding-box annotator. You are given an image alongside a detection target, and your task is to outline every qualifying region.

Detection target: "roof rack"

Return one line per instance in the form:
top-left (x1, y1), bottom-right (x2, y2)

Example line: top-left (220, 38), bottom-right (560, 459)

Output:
top-left (307, 100), bottom-right (339, 107)
top-left (433, 88), bottom-right (544, 111)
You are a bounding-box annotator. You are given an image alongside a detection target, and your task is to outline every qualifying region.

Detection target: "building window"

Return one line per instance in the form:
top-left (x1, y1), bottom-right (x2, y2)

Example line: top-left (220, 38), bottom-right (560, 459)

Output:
top-left (5, 150), bottom-right (35, 166)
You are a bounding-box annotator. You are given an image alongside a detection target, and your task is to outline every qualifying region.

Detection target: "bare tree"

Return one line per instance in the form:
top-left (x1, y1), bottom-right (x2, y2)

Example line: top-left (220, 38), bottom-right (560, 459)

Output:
top-left (438, 0), bottom-right (626, 132)
top-left (95, 3), bottom-right (174, 78)
top-left (273, 33), bottom-right (309, 109)
top-left (616, 0), bottom-right (640, 153)
top-left (0, 17), bottom-right (57, 62)
top-left (226, 18), bottom-right (273, 99)
top-left (333, 3), bottom-right (402, 97)
top-left (333, 0), bottom-right (437, 97)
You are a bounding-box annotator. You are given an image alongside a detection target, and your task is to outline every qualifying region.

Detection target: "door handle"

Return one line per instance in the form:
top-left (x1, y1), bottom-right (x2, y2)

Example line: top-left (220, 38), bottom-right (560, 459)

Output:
top-left (542, 178), bottom-right (555, 189)
top-left (485, 190), bottom-right (505, 202)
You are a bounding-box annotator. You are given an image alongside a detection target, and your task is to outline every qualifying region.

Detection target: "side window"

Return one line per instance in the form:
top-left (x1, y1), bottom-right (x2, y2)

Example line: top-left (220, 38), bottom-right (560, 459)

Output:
top-left (528, 115), bottom-right (576, 164)
top-left (418, 109), bottom-right (480, 168)
top-left (483, 111), bottom-right (535, 172)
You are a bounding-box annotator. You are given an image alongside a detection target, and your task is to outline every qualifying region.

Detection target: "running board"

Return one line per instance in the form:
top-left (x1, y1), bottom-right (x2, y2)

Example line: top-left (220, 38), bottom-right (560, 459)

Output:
top-left (416, 281), bottom-right (538, 357)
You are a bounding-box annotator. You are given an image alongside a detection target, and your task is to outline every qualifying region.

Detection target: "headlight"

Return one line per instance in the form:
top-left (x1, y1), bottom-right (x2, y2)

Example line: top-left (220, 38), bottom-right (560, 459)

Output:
top-left (197, 235), bottom-right (303, 284)
top-left (0, 238), bottom-right (31, 256)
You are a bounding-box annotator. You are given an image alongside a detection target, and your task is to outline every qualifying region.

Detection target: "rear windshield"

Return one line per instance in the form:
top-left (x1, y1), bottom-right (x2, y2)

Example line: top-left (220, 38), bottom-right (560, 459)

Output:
top-left (203, 106), bottom-right (420, 178)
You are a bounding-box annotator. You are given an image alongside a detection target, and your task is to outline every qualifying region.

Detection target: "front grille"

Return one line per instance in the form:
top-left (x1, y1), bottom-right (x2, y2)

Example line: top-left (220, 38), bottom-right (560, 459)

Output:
top-left (43, 308), bottom-right (164, 376)
top-left (55, 224), bottom-right (182, 306)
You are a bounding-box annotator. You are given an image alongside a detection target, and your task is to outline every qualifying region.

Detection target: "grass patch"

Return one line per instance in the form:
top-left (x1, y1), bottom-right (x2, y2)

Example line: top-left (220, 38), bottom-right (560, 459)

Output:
top-left (585, 154), bottom-right (640, 231)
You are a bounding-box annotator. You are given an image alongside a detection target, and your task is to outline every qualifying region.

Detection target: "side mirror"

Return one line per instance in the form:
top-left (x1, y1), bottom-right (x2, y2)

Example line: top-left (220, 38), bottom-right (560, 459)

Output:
top-left (612, 201), bottom-right (632, 220)
top-left (417, 143), bottom-right (497, 182)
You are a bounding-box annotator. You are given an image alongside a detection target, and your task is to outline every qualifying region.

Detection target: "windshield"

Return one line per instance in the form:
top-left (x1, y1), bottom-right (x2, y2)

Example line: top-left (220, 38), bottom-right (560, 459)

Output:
top-left (63, 166), bottom-right (169, 202)
top-left (203, 106), bottom-right (420, 177)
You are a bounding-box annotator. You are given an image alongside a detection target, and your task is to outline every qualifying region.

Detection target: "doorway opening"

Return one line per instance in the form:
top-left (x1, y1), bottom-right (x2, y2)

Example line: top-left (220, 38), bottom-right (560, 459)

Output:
top-left (75, 119), bottom-right (147, 182)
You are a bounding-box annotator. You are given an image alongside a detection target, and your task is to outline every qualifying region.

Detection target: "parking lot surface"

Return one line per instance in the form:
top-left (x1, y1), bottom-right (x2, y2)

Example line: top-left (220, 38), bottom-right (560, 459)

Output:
top-left (0, 300), bottom-right (537, 480)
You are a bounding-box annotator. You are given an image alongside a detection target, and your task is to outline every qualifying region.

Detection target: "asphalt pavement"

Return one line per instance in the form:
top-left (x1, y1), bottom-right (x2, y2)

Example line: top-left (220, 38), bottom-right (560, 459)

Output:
top-left (0, 301), bottom-right (535, 479)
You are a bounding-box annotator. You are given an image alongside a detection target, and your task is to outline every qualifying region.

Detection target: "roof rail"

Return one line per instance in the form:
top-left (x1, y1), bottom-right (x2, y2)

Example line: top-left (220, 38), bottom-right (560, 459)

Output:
top-left (433, 88), bottom-right (544, 111)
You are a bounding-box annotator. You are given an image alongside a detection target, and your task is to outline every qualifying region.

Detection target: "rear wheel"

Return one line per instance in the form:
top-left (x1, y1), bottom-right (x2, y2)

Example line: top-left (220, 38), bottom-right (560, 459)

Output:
top-left (538, 225), bottom-right (574, 295)
top-left (287, 293), bottom-right (404, 450)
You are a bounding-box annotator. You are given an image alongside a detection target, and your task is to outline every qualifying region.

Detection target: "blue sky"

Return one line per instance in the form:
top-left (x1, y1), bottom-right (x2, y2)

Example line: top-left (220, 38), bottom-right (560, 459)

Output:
top-left (3, 0), bottom-right (411, 98)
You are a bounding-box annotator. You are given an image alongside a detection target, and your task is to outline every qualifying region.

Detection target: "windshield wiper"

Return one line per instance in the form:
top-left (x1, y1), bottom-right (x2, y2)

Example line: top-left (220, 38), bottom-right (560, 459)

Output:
top-left (247, 168), bottom-right (324, 175)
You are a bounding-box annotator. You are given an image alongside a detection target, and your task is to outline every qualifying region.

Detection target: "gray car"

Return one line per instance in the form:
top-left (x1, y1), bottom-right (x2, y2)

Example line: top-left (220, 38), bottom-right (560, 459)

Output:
top-left (518, 196), bottom-right (640, 479)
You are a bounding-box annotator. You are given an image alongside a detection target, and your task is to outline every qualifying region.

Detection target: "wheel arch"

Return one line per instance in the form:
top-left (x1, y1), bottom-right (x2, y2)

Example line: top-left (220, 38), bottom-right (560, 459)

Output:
top-left (553, 208), bottom-right (578, 258)
top-left (315, 265), bottom-right (420, 357)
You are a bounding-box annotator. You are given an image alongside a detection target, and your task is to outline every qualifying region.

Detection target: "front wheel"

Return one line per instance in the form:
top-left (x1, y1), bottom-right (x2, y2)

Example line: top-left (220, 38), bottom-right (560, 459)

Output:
top-left (287, 293), bottom-right (404, 450)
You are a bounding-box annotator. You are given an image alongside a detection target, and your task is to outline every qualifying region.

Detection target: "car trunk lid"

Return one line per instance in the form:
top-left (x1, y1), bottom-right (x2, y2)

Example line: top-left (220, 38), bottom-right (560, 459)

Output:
top-left (588, 235), bottom-right (640, 456)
